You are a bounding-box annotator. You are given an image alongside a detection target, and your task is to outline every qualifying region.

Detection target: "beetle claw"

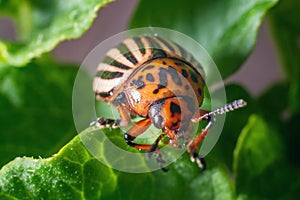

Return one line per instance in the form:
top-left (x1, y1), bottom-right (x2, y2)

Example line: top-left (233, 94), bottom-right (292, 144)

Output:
top-left (90, 118), bottom-right (121, 128)
top-left (191, 153), bottom-right (206, 171)
top-left (146, 150), bottom-right (168, 172)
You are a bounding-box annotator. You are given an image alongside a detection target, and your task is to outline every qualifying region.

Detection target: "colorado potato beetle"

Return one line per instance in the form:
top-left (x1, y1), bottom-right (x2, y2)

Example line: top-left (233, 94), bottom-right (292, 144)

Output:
top-left (91, 35), bottom-right (246, 170)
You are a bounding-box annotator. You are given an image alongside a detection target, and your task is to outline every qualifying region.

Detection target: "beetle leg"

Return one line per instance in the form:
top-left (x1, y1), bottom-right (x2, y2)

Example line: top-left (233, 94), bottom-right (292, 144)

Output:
top-left (90, 105), bottom-right (130, 128)
top-left (188, 100), bottom-right (247, 170)
top-left (147, 132), bottom-right (170, 172)
top-left (124, 120), bottom-right (170, 171)
top-left (146, 132), bottom-right (168, 160)
top-left (187, 111), bottom-right (215, 171)
top-left (116, 105), bottom-right (131, 127)
top-left (90, 118), bottom-right (120, 128)
top-left (147, 128), bottom-right (178, 171)
top-left (124, 118), bottom-right (152, 150)
top-left (147, 132), bottom-right (168, 153)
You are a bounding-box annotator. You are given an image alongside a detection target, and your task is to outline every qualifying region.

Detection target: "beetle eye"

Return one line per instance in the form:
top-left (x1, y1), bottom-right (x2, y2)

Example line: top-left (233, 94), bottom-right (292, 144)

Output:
top-left (152, 114), bottom-right (163, 129)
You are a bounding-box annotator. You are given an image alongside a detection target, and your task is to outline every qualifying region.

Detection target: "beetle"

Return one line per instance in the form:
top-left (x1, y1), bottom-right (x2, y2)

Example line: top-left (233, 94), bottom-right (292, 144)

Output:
top-left (91, 35), bottom-right (246, 170)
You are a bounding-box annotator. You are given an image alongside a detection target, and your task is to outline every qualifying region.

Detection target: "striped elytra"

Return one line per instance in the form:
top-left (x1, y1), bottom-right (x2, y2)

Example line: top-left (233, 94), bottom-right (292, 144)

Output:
top-left (92, 34), bottom-right (247, 170)
top-left (93, 35), bottom-right (205, 103)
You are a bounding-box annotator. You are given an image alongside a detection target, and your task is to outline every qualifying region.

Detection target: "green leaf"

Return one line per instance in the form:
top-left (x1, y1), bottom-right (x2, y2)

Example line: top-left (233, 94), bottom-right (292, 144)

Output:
top-left (129, 0), bottom-right (279, 79)
top-left (0, 0), bottom-right (114, 67)
top-left (285, 113), bottom-right (300, 167)
top-left (257, 82), bottom-right (289, 127)
top-left (269, 0), bottom-right (300, 113)
top-left (0, 61), bottom-right (77, 167)
top-left (233, 115), bottom-right (300, 199)
top-left (0, 132), bottom-right (118, 199)
top-left (0, 130), bottom-right (236, 200)
top-left (187, 162), bottom-right (236, 200)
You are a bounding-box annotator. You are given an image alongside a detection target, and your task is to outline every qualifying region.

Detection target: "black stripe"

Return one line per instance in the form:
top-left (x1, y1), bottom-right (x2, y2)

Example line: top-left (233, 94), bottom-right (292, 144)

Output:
top-left (155, 37), bottom-right (175, 52)
top-left (97, 71), bottom-right (123, 79)
top-left (174, 43), bottom-right (187, 60)
top-left (191, 56), bottom-right (204, 70)
top-left (190, 55), bottom-right (197, 64)
top-left (117, 43), bottom-right (138, 65)
top-left (145, 36), bottom-right (161, 49)
top-left (96, 91), bottom-right (112, 98)
top-left (132, 37), bottom-right (146, 55)
top-left (144, 36), bottom-right (168, 58)
top-left (102, 56), bottom-right (131, 70)
top-left (152, 48), bottom-right (168, 59)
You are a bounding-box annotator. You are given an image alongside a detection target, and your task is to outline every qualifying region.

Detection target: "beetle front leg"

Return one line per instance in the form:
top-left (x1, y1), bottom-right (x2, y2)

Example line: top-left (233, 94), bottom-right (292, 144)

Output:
top-left (124, 118), bottom-right (152, 150)
top-left (124, 119), bottom-right (169, 171)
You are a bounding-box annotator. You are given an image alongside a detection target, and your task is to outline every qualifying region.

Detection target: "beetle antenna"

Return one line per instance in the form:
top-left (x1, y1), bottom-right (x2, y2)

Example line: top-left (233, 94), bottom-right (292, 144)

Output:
top-left (201, 99), bottom-right (247, 120)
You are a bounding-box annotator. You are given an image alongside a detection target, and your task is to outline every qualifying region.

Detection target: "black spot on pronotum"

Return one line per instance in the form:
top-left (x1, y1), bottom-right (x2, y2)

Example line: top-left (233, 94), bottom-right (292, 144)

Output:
top-left (130, 79), bottom-right (135, 86)
top-left (181, 69), bottom-right (188, 78)
top-left (158, 68), bottom-right (168, 87)
top-left (158, 84), bottom-right (165, 89)
top-left (142, 65), bottom-right (154, 72)
top-left (146, 73), bottom-right (155, 82)
top-left (153, 88), bottom-right (159, 94)
top-left (174, 61), bottom-right (184, 67)
top-left (171, 121), bottom-right (179, 129)
top-left (136, 76), bottom-right (145, 89)
top-left (197, 88), bottom-right (202, 96)
top-left (185, 84), bottom-right (190, 90)
top-left (136, 81), bottom-right (145, 89)
top-left (153, 84), bottom-right (165, 94)
top-left (168, 66), bottom-right (182, 86)
top-left (170, 102), bottom-right (181, 117)
top-left (191, 72), bottom-right (198, 83)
